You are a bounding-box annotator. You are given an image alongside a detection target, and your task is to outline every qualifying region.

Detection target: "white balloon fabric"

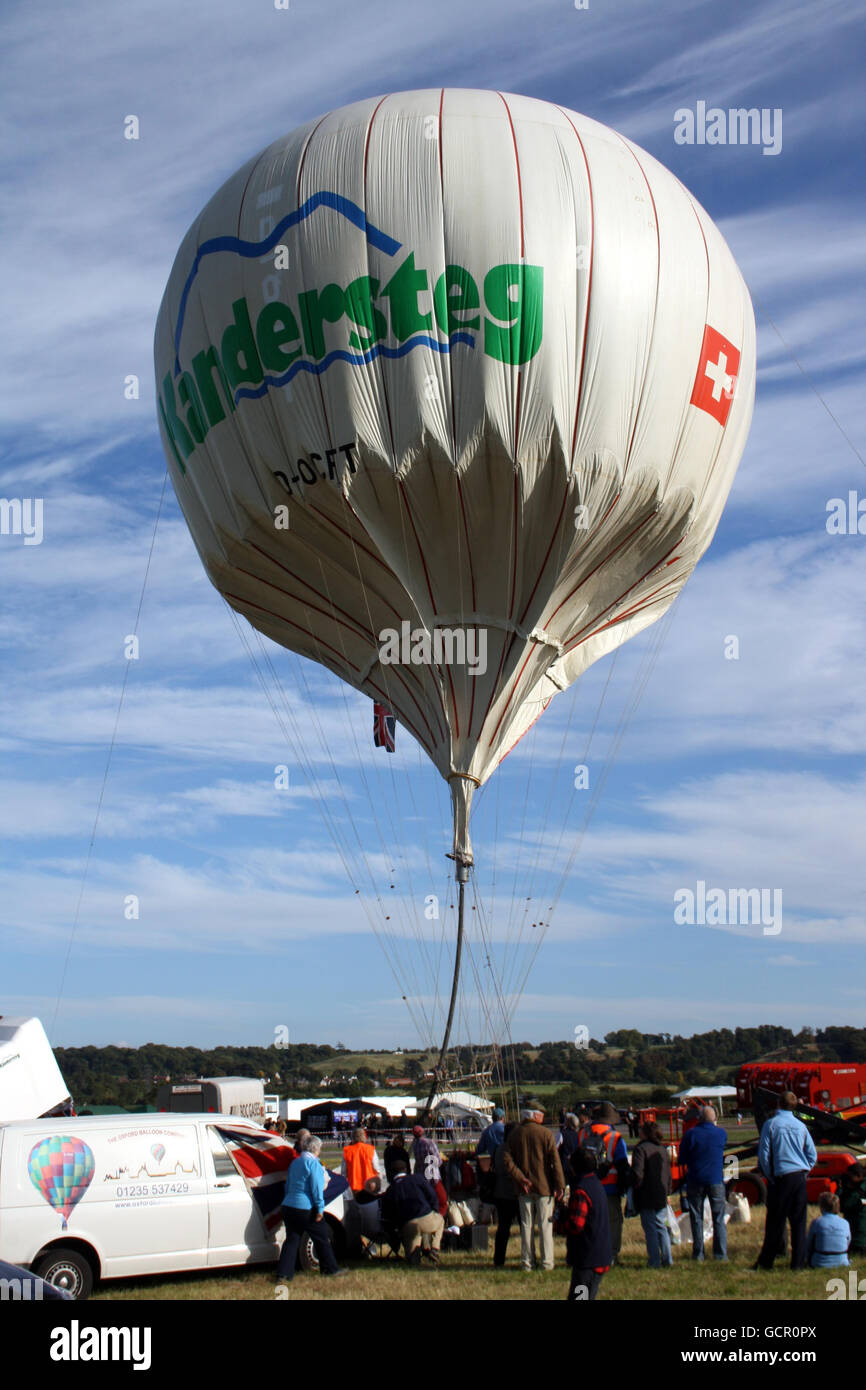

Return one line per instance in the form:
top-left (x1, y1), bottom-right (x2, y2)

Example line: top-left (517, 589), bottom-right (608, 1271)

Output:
top-left (155, 89), bottom-right (756, 863)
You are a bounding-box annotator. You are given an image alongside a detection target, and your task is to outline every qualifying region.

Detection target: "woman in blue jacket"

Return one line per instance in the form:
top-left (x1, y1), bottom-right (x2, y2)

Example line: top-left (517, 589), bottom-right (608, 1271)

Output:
top-left (277, 1136), bottom-right (347, 1281)
top-left (806, 1192), bottom-right (850, 1269)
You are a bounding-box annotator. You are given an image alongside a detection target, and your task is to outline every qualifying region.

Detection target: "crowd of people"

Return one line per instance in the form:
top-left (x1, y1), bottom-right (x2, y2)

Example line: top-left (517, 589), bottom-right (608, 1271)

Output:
top-left (267, 1092), bottom-right (866, 1298)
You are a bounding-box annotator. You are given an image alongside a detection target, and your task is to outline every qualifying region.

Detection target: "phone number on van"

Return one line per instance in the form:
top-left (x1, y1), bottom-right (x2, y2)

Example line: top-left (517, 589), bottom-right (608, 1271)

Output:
top-left (115, 1182), bottom-right (190, 1197)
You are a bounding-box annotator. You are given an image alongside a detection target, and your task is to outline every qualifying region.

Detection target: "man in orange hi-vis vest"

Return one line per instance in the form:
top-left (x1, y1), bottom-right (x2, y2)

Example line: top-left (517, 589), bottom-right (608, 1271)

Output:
top-left (342, 1127), bottom-right (383, 1197)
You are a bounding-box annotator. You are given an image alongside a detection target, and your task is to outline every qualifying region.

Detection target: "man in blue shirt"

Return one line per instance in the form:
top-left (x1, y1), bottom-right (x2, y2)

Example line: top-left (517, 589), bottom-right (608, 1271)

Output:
top-left (677, 1105), bottom-right (728, 1261)
top-left (276, 1136), bottom-right (348, 1281)
top-left (754, 1092), bottom-right (817, 1271)
top-left (476, 1107), bottom-right (506, 1158)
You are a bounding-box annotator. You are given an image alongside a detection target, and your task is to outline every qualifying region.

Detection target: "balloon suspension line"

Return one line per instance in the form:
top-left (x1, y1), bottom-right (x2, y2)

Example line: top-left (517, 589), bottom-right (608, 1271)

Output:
top-left (423, 855), bottom-right (470, 1117)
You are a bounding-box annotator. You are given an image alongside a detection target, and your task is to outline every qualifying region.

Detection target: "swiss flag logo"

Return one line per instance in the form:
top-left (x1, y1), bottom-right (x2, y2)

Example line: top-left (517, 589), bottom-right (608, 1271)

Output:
top-left (690, 325), bottom-right (740, 427)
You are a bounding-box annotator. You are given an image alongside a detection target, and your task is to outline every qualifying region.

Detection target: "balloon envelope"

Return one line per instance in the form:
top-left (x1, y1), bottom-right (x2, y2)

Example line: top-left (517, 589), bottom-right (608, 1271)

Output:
top-left (155, 89), bottom-right (755, 857)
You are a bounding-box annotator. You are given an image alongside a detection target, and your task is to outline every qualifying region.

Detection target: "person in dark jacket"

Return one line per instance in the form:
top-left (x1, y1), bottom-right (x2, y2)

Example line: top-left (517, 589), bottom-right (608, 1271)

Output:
top-left (557, 1147), bottom-right (612, 1301)
top-left (577, 1102), bottom-right (631, 1266)
top-left (631, 1121), bottom-right (673, 1268)
top-left (677, 1105), bottom-right (728, 1262)
top-left (383, 1131), bottom-right (410, 1183)
top-left (839, 1162), bottom-right (866, 1256)
top-left (491, 1122), bottom-right (519, 1266)
top-left (380, 1159), bottom-right (445, 1265)
top-left (557, 1113), bottom-right (582, 1165)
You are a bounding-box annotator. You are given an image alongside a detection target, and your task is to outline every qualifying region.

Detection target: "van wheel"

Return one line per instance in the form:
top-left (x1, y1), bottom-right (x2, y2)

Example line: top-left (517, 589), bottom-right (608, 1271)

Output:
top-left (299, 1219), bottom-right (344, 1272)
top-left (33, 1247), bottom-right (94, 1300)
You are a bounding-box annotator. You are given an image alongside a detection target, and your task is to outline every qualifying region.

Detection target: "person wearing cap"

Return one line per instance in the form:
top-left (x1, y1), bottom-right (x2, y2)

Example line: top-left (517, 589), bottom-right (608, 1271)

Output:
top-left (412, 1124), bottom-right (443, 1184)
top-left (577, 1102), bottom-right (631, 1266)
top-left (504, 1099), bottom-right (566, 1271)
top-left (476, 1106), bottom-right (506, 1159)
top-left (491, 1122), bottom-right (520, 1266)
top-left (753, 1092), bottom-right (817, 1271)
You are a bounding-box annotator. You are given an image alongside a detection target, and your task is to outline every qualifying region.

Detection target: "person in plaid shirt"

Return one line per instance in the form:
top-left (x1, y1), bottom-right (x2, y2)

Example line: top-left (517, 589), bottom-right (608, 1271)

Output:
top-left (557, 1146), bottom-right (612, 1301)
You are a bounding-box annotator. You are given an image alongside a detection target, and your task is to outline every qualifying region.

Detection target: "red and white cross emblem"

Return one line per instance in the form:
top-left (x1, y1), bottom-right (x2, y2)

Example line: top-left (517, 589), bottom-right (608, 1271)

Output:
top-left (689, 324), bottom-right (740, 427)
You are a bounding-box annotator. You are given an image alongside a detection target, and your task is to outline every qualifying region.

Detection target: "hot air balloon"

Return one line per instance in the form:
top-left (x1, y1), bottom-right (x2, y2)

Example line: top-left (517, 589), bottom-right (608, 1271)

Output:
top-left (151, 1142), bottom-right (166, 1165)
top-left (155, 90), bottom-right (755, 1099)
top-left (28, 1135), bottom-right (95, 1230)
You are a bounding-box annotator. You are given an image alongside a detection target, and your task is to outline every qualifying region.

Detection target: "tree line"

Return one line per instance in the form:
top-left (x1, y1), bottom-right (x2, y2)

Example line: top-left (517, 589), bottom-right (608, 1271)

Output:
top-left (54, 1025), bottom-right (866, 1110)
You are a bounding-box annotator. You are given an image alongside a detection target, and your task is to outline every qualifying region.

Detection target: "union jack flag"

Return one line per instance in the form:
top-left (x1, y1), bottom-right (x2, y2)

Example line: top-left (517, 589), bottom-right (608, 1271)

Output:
top-left (373, 702), bottom-right (396, 752)
top-left (216, 1127), bottom-right (350, 1233)
top-left (217, 1126), bottom-right (297, 1232)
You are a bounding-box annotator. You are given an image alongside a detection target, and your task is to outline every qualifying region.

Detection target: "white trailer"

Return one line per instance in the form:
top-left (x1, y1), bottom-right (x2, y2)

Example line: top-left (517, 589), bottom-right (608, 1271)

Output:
top-left (156, 1077), bottom-right (265, 1125)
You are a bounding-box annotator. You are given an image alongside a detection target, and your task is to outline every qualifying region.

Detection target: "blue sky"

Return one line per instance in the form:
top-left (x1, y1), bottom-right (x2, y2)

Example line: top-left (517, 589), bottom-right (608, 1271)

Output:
top-left (2, 0), bottom-right (865, 1051)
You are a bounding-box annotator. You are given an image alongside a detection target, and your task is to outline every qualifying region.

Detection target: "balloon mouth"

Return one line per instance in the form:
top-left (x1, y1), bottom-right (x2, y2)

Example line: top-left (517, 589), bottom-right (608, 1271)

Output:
top-left (448, 773), bottom-right (478, 871)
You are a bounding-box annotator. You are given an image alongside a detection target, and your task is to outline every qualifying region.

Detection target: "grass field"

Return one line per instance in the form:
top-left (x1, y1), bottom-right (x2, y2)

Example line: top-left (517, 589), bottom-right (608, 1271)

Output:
top-left (91, 1203), bottom-right (849, 1302)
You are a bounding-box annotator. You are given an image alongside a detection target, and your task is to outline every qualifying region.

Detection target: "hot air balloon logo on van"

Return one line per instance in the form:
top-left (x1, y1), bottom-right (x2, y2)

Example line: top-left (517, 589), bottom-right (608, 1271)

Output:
top-left (28, 1135), bottom-right (95, 1230)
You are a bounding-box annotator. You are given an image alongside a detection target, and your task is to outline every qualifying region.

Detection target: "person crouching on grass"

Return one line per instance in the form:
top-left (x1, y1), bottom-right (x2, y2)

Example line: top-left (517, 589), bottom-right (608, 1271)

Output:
top-left (555, 1147), bottom-right (613, 1302)
top-left (381, 1158), bottom-right (445, 1266)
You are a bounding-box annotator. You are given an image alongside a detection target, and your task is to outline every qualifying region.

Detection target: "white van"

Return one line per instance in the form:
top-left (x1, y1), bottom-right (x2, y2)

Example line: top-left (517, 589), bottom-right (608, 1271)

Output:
top-left (0, 1114), bottom-right (347, 1298)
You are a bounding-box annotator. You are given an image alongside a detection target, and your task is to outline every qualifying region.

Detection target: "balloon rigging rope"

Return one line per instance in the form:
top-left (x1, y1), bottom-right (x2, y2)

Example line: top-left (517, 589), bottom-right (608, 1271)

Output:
top-left (254, 623), bottom-right (438, 1047)
top-left (498, 471), bottom-right (580, 991)
top-left (509, 649), bottom-right (583, 980)
top-left (750, 290), bottom-right (866, 474)
top-left (50, 466), bottom-right (171, 1041)
top-left (510, 601), bottom-right (676, 1010)
top-left (502, 697), bottom-right (543, 988)
top-left (325, 503), bottom-right (451, 1044)
top-left (471, 465), bottom-right (584, 1026)
top-left (234, 612), bottom-right (433, 1046)
top-left (471, 882), bottom-right (522, 1112)
top-left (273, 515), bottom-right (451, 1049)
top-left (498, 658), bottom-right (615, 1008)
top-left (291, 584), bottom-right (435, 1028)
